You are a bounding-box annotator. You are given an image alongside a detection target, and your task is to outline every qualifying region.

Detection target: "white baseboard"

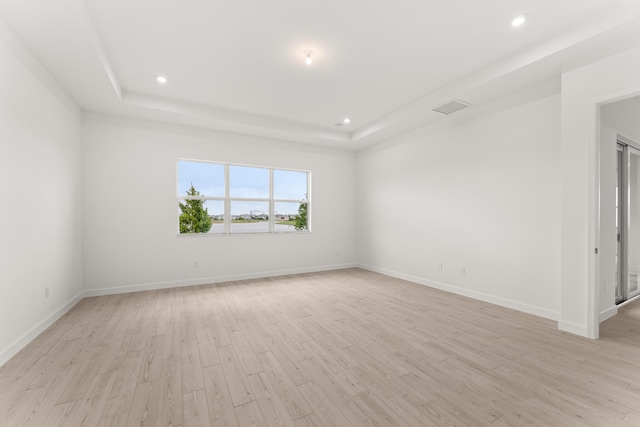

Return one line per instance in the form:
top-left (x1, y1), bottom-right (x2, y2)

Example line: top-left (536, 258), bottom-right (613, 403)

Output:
top-left (599, 305), bottom-right (618, 323)
top-left (558, 320), bottom-right (589, 337)
top-left (357, 263), bottom-right (560, 321)
top-left (0, 292), bottom-right (84, 367)
top-left (1, 263), bottom-right (356, 368)
top-left (82, 263), bottom-right (357, 297)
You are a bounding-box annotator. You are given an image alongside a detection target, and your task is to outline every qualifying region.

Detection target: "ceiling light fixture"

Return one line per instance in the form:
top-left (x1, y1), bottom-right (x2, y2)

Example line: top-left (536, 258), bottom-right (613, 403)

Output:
top-left (156, 75), bottom-right (168, 84)
top-left (511, 14), bottom-right (527, 27)
top-left (343, 117), bottom-right (351, 124)
top-left (304, 50), bottom-right (313, 65)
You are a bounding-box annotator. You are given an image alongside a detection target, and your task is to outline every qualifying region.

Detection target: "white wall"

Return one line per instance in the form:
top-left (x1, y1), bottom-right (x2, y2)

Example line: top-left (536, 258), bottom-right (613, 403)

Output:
top-left (357, 92), bottom-right (561, 320)
top-left (561, 45), bottom-right (640, 338)
top-left (601, 98), bottom-right (640, 143)
top-left (82, 114), bottom-right (357, 294)
top-left (598, 98), bottom-right (640, 320)
top-left (0, 22), bottom-right (83, 365)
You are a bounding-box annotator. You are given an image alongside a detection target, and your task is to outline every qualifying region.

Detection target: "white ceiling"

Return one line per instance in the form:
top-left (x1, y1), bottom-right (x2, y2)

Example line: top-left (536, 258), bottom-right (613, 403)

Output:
top-left (2, 0), bottom-right (640, 150)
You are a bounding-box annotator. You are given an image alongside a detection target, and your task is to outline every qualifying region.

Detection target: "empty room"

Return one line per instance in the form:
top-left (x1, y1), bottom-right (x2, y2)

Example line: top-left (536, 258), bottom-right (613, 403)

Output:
top-left (3, 0), bottom-right (640, 425)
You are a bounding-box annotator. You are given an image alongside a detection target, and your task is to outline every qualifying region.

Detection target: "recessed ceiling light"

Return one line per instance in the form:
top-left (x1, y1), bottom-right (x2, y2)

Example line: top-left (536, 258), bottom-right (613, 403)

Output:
top-left (156, 75), bottom-right (168, 84)
top-left (511, 15), bottom-right (527, 27)
top-left (304, 50), bottom-right (313, 66)
top-left (343, 117), bottom-right (351, 124)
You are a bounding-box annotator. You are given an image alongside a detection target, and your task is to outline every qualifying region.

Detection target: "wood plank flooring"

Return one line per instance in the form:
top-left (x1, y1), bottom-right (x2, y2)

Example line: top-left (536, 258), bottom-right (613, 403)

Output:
top-left (1, 268), bottom-right (640, 426)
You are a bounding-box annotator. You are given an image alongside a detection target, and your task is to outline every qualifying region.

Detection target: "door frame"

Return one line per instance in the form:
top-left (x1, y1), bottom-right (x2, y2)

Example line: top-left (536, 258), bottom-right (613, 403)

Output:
top-left (617, 143), bottom-right (624, 304)
top-left (623, 141), bottom-right (640, 301)
top-left (590, 88), bottom-right (640, 339)
top-left (615, 137), bottom-right (640, 304)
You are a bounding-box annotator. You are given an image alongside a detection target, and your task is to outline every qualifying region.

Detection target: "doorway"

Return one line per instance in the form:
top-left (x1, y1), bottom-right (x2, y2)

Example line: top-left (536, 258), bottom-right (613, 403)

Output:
top-left (616, 139), bottom-right (640, 305)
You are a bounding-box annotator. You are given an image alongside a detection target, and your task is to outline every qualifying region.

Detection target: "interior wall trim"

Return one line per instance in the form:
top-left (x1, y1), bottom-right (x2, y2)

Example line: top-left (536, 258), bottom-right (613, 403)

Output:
top-left (82, 263), bottom-right (358, 298)
top-left (0, 292), bottom-right (84, 367)
top-left (0, 263), bottom-right (357, 368)
top-left (599, 305), bottom-right (618, 322)
top-left (357, 263), bottom-right (560, 322)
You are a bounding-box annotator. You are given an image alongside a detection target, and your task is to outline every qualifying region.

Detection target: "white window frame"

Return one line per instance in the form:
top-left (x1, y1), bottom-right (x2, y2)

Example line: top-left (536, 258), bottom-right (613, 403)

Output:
top-left (177, 159), bottom-right (311, 236)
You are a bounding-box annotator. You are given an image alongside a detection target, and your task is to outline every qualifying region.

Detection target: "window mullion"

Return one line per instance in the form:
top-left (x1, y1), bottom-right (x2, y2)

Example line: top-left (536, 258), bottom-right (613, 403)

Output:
top-left (224, 164), bottom-right (230, 235)
top-left (307, 171), bottom-right (311, 232)
top-left (269, 168), bottom-right (274, 233)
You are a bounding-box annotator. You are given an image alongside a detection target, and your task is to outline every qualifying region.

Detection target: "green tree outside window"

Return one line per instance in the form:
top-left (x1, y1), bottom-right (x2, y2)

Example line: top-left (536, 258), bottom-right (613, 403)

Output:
top-left (294, 197), bottom-right (308, 231)
top-left (179, 184), bottom-right (213, 233)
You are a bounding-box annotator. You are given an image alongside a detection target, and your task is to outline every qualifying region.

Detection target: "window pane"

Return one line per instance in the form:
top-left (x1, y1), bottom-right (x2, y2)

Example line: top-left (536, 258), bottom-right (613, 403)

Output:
top-left (206, 200), bottom-right (225, 234)
top-left (229, 165), bottom-right (269, 198)
top-left (179, 200), bottom-right (224, 234)
top-left (178, 161), bottom-right (224, 197)
top-left (230, 201), bottom-right (269, 233)
top-left (274, 170), bottom-right (307, 200)
top-left (274, 202), bottom-right (306, 232)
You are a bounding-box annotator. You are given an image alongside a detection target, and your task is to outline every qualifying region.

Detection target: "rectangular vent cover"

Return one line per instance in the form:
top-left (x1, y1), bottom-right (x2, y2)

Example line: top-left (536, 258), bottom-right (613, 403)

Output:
top-left (433, 99), bottom-right (471, 115)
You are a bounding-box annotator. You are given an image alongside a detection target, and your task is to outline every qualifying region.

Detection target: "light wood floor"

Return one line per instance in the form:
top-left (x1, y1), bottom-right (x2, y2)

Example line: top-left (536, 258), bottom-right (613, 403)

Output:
top-left (1, 268), bottom-right (640, 426)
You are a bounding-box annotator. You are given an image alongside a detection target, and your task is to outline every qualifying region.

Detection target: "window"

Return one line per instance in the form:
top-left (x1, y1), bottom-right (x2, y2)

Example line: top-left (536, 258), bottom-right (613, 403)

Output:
top-left (177, 160), bottom-right (310, 235)
top-left (273, 169), bottom-right (308, 233)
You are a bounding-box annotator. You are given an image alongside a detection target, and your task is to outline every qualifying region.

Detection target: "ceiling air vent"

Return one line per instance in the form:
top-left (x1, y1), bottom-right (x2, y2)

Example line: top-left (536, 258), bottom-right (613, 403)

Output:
top-left (433, 99), bottom-right (471, 115)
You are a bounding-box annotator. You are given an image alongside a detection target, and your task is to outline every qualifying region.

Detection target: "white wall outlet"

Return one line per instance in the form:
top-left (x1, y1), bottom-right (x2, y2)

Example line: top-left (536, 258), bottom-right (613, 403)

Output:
top-left (460, 267), bottom-right (466, 275)
top-left (437, 263), bottom-right (443, 271)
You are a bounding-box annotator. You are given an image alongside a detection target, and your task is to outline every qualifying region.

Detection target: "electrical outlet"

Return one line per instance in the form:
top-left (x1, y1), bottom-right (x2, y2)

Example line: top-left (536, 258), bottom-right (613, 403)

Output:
top-left (45, 287), bottom-right (49, 298)
top-left (437, 264), bottom-right (443, 271)
top-left (460, 267), bottom-right (466, 275)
